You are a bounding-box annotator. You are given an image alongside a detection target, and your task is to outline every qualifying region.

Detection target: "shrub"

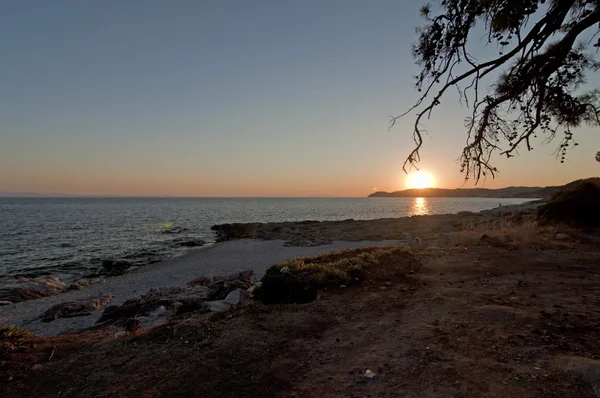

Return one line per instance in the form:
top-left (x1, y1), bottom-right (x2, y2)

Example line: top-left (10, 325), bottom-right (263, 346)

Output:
top-left (256, 247), bottom-right (406, 304)
top-left (535, 179), bottom-right (600, 227)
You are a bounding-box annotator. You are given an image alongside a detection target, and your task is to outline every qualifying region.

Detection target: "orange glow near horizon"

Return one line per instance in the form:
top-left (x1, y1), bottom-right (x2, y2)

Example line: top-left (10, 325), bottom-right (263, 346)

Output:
top-left (405, 171), bottom-right (436, 189)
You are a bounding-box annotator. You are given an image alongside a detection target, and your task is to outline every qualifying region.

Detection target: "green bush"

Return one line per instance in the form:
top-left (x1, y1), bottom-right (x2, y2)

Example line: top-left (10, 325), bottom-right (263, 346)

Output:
top-left (256, 247), bottom-right (405, 304)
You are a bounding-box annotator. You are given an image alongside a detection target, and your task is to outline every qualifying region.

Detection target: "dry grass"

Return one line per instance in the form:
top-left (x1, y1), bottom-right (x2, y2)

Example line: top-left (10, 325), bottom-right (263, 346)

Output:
top-left (263, 246), bottom-right (410, 285)
top-left (453, 218), bottom-right (556, 247)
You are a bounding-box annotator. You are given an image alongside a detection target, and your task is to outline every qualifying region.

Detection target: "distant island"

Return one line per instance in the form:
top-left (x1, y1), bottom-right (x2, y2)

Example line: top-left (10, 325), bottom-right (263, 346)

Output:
top-left (368, 178), bottom-right (600, 199)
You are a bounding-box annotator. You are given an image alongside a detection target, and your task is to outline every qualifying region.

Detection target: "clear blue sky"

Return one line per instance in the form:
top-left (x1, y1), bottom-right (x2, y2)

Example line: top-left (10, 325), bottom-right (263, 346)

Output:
top-left (1, 0), bottom-right (597, 196)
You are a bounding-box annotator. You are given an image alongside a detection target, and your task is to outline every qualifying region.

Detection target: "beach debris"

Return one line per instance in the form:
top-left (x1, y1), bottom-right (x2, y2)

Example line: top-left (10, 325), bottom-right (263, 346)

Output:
top-left (555, 233), bottom-right (569, 241)
top-left (41, 295), bottom-right (114, 322)
top-left (280, 266), bottom-right (290, 274)
top-left (48, 345), bottom-right (57, 362)
top-left (364, 369), bottom-right (376, 379)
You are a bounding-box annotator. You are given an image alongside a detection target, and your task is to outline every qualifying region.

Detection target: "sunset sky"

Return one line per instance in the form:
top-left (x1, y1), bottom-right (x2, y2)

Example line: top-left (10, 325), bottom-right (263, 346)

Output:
top-left (1, 0), bottom-right (598, 197)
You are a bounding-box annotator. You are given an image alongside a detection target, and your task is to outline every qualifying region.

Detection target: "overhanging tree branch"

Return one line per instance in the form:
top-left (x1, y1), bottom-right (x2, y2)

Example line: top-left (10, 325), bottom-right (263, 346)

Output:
top-left (392, 0), bottom-right (600, 182)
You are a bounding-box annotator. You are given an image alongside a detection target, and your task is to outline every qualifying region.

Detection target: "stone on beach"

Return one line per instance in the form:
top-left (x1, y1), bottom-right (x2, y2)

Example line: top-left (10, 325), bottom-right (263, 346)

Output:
top-left (40, 295), bottom-right (114, 322)
top-left (223, 289), bottom-right (250, 306)
top-left (93, 272), bottom-right (255, 329)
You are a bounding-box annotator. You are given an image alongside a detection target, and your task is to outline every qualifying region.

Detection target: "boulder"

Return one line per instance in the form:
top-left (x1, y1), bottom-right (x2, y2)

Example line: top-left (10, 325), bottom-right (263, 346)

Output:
top-left (223, 289), bottom-right (250, 306)
top-left (41, 295), bottom-right (113, 322)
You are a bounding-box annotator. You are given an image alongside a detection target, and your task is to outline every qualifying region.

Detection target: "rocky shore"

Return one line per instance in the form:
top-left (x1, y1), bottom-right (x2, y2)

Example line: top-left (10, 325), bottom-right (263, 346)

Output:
top-left (0, 239), bottom-right (404, 336)
top-left (211, 201), bottom-right (542, 246)
top-left (0, 201), bottom-right (542, 337)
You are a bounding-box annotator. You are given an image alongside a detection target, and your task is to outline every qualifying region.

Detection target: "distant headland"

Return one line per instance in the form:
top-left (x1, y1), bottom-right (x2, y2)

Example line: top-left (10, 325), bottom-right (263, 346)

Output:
top-left (368, 178), bottom-right (600, 199)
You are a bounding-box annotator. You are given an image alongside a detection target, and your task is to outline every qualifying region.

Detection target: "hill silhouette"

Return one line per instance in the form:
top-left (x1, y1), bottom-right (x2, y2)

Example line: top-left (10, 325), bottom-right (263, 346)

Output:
top-left (368, 178), bottom-right (600, 199)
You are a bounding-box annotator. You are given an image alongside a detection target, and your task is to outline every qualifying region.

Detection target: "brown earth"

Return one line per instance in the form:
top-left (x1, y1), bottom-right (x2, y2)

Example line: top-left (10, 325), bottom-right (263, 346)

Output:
top-left (2, 230), bottom-right (600, 397)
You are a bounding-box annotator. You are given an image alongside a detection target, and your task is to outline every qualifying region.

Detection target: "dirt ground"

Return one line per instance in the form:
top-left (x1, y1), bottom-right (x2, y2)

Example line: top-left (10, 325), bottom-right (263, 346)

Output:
top-left (2, 231), bottom-right (600, 397)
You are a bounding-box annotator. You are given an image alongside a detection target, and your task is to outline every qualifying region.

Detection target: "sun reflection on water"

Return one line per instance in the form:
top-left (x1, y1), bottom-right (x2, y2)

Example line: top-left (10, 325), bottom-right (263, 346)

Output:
top-left (409, 197), bottom-right (431, 216)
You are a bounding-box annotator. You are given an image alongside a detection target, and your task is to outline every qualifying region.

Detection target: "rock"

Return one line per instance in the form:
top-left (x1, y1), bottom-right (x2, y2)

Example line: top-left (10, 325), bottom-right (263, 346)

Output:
top-left (0, 276), bottom-right (67, 303)
top-left (175, 239), bottom-right (206, 247)
top-left (480, 233), bottom-right (506, 247)
top-left (101, 259), bottom-right (134, 276)
top-left (223, 289), bottom-right (250, 306)
top-left (206, 301), bottom-right (232, 313)
top-left (0, 300), bottom-right (13, 306)
top-left (206, 271), bottom-right (254, 300)
top-left (97, 285), bottom-right (210, 325)
top-left (187, 276), bottom-right (212, 287)
top-left (41, 295), bottom-right (113, 322)
top-left (555, 233), bottom-right (570, 240)
top-left (280, 266), bottom-right (290, 274)
top-left (379, 286), bottom-right (388, 290)
top-left (68, 281), bottom-right (89, 290)
top-left (247, 285), bottom-right (257, 294)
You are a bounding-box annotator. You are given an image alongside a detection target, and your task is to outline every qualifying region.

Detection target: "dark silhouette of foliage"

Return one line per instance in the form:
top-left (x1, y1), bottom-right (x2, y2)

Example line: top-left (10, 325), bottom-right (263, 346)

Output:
top-left (392, 0), bottom-right (600, 182)
top-left (596, 150), bottom-right (600, 162)
top-left (535, 178), bottom-right (600, 226)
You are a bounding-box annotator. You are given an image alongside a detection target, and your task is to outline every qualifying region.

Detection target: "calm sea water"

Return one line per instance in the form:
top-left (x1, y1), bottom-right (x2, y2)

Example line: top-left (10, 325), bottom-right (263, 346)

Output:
top-left (0, 197), bottom-right (533, 281)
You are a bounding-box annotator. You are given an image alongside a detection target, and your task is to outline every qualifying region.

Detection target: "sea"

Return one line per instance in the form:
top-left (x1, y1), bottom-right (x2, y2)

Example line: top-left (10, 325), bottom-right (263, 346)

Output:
top-left (0, 197), bottom-right (534, 282)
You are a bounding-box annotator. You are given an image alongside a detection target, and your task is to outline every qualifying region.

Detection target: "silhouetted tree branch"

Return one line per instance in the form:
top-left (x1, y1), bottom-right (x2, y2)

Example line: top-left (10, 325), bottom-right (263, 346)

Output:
top-left (392, 0), bottom-right (600, 182)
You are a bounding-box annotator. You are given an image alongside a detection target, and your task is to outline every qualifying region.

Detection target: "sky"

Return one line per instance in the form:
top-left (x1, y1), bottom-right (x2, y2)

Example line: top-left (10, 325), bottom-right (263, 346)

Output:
top-left (0, 0), bottom-right (598, 197)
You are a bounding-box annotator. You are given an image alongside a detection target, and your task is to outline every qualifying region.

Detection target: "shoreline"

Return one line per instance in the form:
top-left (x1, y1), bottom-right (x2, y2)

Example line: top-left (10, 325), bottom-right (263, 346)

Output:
top-left (0, 239), bottom-right (407, 336)
top-left (0, 200), bottom-right (543, 336)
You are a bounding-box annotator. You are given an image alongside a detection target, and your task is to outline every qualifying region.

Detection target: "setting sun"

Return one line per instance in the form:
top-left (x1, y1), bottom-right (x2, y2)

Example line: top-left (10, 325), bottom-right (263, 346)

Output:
top-left (405, 171), bottom-right (436, 189)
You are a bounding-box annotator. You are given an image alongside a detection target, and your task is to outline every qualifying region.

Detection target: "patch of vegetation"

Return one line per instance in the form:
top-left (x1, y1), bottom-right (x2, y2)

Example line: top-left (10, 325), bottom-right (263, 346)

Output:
top-left (256, 246), bottom-right (410, 304)
top-left (0, 325), bottom-right (35, 340)
top-left (535, 179), bottom-right (600, 228)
